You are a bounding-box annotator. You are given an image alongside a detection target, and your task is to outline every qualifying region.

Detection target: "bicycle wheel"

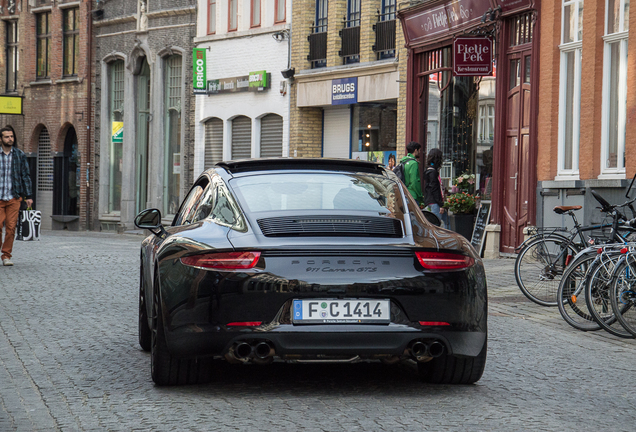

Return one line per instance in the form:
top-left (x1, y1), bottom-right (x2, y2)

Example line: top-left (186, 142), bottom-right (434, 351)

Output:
top-left (584, 252), bottom-right (635, 338)
top-left (610, 256), bottom-right (636, 337)
top-left (515, 236), bottom-right (579, 306)
top-left (556, 253), bottom-right (602, 331)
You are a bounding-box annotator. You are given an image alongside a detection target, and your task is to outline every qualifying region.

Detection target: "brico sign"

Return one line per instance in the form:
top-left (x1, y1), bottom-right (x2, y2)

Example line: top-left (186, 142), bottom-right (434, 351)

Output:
top-left (193, 48), bottom-right (207, 94)
top-left (453, 37), bottom-right (493, 76)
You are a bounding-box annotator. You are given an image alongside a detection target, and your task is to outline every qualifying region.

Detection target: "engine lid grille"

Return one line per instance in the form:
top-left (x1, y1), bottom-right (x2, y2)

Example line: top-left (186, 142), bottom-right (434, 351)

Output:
top-left (257, 216), bottom-right (403, 238)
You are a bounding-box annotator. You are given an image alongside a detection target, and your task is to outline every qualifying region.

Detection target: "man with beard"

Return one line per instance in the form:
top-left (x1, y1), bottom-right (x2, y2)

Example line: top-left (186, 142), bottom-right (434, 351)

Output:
top-left (0, 126), bottom-right (33, 266)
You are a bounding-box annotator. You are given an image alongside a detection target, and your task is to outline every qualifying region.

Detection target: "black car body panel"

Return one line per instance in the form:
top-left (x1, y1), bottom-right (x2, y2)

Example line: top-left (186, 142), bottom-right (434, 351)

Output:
top-left (138, 158), bottom-right (487, 375)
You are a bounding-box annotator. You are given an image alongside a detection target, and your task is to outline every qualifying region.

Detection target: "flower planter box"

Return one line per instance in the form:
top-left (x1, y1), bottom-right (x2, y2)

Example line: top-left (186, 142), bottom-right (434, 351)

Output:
top-left (449, 213), bottom-right (476, 240)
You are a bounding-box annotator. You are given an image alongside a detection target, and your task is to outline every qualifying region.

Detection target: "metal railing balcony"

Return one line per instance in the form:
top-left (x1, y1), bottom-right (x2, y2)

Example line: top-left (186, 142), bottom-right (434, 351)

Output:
top-left (307, 25), bottom-right (327, 67)
top-left (373, 18), bottom-right (396, 54)
top-left (339, 21), bottom-right (360, 60)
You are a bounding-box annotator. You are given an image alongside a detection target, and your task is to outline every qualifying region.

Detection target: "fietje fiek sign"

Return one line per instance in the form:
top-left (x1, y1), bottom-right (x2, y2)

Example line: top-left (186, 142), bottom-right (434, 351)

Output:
top-left (207, 71), bottom-right (270, 94)
top-left (453, 36), bottom-right (493, 76)
top-left (193, 48), bottom-right (207, 95)
top-left (0, 95), bottom-right (22, 115)
top-left (331, 77), bottom-right (357, 105)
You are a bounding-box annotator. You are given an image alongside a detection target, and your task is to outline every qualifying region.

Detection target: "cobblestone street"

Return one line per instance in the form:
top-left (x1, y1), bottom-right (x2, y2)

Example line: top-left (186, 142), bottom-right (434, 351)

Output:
top-left (1, 231), bottom-right (635, 431)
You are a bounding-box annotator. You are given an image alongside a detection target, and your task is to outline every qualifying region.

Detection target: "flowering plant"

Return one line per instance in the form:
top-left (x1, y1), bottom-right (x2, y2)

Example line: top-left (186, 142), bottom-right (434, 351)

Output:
top-left (452, 172), bottom-right (476, 193)
top-left (444, 192), bottom-right (476, 214)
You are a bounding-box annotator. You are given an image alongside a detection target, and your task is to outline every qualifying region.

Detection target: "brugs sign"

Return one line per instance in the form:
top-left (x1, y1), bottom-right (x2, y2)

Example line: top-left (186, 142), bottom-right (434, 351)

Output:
top-left (453, 36), bottom-right (493, 76)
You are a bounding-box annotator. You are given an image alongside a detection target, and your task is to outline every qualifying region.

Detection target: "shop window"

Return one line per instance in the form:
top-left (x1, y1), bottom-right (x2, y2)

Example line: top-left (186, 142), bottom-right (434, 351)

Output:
top-left (229, 0), bottom-right (238, 31)
top-left (275, 0), bottom-right (285, 23)
top-left (351, 104), bottom-right (397, 169)
top-left (251, 0), bottom-right (260, 28)
top-left (164, 55), bottom-right (182, 216)
top-left (36, 12), bottom-right (51, 79)
top-left (420, 46), bottom-right (494, 197)
top-left (232, 116), bottom-right (252, 159)
top-left (601, 0), bottom-right (629, 175)
top-left (208, 0), bottom-right (216, 34)
top-left (5, 21), bottom-right (18, 93)
top-left (63, 8), bottom-right (79, 77)
top-left (109, 60), bottom-right (125, 213)
top-left (557, 0), bottom-right (583, 178)
top-left (204, 118), bottom-right (223, 169)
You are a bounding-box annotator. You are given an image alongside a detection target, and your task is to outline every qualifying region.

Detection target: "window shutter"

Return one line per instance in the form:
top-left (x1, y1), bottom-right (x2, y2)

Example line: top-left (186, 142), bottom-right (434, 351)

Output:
top-left (260, 114), bottom-right (283, 157)
top-left (231, 116), bottom-right (252, 160)
top-left (204, 118), bottom-right (223, 169)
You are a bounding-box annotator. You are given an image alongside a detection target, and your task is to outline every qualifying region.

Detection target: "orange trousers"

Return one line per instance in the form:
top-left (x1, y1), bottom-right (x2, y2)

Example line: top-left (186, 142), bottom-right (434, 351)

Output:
top-left (0, 197), bottom-right (21, 260)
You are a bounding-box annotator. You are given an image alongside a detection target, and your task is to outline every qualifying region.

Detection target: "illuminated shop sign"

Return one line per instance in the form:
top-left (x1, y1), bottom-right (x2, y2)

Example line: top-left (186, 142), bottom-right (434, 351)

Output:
top-left (331, 77), bottom-right (357, 105)
top-left (193, 48), bottom-right (207, 95)
top-left (207, 71), bottom-right (271, 95)
top-left (453, 37), bottom-right (493, 76)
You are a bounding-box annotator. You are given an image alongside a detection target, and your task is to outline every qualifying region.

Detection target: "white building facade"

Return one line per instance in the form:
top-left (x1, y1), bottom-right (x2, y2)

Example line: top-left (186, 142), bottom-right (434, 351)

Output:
top-left (193, 0), bottom-right (291, 176)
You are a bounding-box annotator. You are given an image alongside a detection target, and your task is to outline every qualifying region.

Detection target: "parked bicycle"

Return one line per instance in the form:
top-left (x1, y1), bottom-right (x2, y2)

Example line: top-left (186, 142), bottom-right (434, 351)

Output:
top-left (515, 174), bottom-right (636, 307)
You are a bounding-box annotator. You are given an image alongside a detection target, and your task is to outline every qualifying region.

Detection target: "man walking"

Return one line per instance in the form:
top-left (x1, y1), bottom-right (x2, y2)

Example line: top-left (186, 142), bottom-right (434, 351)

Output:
top-left (0, 126), bottom-right (33, 266)
top-left (400, 141), bottom-right (423, 206)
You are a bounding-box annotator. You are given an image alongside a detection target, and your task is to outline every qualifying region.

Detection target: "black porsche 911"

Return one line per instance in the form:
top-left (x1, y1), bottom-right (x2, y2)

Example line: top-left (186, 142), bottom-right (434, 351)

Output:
top-left (135, 158), bottom-right (487, 386)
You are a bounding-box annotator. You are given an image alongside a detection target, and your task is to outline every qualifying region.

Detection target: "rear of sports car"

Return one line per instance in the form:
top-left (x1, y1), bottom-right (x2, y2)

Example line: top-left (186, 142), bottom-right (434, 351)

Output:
top-left (151, 161), bottom-right (487, 385)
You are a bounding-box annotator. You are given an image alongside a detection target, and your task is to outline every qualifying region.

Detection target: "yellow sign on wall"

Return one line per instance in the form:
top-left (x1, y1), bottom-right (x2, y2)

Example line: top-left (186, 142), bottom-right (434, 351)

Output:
top-left (0, 96), bottom-right (23, 115)
top-left (112, 122), bottom-right (123, 143)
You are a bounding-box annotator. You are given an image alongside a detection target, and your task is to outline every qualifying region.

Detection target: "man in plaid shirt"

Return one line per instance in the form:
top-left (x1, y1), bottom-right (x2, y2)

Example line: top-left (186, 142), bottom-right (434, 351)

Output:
top-left (0, 126), bottom-right (33, 266)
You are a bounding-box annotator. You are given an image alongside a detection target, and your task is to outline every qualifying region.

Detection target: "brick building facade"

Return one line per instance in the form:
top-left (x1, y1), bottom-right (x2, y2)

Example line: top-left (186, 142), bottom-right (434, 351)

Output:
top-left (289, 0), bottom-right (406, 164)
top-left (0, 0), bottom-right (93, 231)
top-left (536, 0), bottom-right (636, 230)
top-left (92, 0), bottom-right (196, 231)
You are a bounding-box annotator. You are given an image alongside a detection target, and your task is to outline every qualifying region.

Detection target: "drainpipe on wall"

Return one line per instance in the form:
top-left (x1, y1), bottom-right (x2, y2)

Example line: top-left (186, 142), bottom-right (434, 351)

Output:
top-left (86, 0), bottom-right (93, 230)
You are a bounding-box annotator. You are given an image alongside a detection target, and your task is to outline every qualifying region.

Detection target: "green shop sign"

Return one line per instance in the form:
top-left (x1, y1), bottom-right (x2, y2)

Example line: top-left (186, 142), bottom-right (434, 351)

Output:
top-left (193, 48), bottom-right (207, 94)
top-left (207, 71), bottom-right (270, 95)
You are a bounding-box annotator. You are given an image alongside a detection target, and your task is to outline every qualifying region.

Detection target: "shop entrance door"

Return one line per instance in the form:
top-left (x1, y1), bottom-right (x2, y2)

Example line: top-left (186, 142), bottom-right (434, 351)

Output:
top-left (501, 15), bottom-right (533, 254)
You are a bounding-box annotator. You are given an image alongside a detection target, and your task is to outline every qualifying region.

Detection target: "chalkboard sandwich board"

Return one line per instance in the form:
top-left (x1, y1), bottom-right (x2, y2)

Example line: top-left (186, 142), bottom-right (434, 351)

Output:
top-left (471, 201), bottom-right (491, 257)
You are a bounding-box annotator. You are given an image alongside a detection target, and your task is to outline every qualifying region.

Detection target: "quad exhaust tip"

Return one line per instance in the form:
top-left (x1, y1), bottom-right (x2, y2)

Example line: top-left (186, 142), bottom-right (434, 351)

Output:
top-left (409, 340), bottom-right (445, 361)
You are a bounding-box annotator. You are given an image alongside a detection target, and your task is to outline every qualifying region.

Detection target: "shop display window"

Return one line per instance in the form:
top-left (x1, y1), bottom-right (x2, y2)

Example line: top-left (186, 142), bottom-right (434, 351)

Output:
top-left (350, 104), bottom-right (397, 169)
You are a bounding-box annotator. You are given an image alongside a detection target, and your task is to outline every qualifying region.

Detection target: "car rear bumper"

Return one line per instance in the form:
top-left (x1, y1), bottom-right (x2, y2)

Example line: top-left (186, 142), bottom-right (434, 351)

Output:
top-left (165, 324), bottom-right (487, 359)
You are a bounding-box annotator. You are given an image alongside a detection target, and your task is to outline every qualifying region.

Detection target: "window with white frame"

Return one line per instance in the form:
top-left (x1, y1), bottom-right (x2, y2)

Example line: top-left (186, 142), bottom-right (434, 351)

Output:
top-left (557, 0), bottom-right (583, 177)
top-left (601, 0), bottom-right (629, 175)
top-left (251, 0), bottom-right (260, 27)
top-left (208, 0), bottom-right (216, 34)
top-left (478, 104), bottom-right (495, 144)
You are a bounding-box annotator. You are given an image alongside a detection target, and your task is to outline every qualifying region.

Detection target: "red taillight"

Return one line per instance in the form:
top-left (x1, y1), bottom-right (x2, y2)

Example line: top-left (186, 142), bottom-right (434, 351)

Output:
top-left (415, 251), bottom-right (474, 270)
top-left (419, 321), bottom-right (450, 326)
top-left (181, 251), bottom-right (261, 269)
top-left (226, 322), bottom-right (262, 327)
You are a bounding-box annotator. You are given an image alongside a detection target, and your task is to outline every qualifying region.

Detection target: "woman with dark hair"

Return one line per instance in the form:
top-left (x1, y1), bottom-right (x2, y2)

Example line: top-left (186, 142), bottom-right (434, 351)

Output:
top-left (423, 148), bottom-right (448, 229)
top-left (387, 153), bottom-right (396, 170)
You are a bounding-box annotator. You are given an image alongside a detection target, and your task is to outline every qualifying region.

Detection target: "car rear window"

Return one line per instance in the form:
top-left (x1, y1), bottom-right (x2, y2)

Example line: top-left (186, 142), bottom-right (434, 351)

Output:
top-left (230, 173), bottom-right (404, 215)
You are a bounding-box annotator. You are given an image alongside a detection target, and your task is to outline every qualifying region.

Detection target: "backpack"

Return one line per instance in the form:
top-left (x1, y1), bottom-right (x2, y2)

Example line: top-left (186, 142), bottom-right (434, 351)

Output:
top-left (393, 162), bottom-right (406, 183)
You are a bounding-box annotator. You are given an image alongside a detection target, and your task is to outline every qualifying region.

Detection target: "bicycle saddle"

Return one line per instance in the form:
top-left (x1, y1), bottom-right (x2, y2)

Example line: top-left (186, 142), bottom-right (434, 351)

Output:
top-left (553, 205), bottom-right (582, 214)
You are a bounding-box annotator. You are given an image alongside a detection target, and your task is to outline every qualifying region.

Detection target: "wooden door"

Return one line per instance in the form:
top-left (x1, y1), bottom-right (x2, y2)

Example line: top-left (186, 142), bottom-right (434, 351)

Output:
top-left (501, 14), bottom-right (534, 254)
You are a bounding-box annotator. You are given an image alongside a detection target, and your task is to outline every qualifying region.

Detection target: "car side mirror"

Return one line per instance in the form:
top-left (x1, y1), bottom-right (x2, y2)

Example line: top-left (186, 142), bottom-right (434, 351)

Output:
top-left (422, 210), bottom-right (442, 227)
top-left (135, 208), bottom-right (167, 238)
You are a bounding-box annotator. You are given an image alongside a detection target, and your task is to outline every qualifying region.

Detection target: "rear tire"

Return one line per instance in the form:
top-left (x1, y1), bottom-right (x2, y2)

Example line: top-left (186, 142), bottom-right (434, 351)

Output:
top-left (151, 273), bottom-right (213, 386)
top-left (515, 236), bottom-right (578, 306)
top-left (418, 339), bottom-right (487, 384)
top-left (556, 253), bottom-right (602, 331)
top-left (138, 266), bottom-right (151, 351)
top-left (610, 257), bottom-right (636, 337)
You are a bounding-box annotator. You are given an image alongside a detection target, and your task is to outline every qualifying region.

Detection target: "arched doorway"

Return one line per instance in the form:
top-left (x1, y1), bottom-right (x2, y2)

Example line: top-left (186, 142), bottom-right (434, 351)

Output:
top-left (53, 127), bottom-right (80, 217)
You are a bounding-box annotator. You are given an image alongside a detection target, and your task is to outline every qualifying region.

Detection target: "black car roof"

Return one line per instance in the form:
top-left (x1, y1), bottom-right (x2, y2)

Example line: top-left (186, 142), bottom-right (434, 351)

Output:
top-left (216, 158), bottom-right (387, 175)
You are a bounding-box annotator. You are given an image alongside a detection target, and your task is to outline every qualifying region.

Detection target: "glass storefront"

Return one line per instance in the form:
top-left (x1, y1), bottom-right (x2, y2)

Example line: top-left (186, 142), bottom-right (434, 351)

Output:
top-left (350, 103), bottom-right (398, 169)
top-left (423, 48), bottom-right (495, 199)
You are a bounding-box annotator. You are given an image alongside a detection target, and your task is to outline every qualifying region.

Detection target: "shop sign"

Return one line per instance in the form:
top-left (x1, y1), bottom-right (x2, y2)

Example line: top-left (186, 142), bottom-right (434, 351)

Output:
top-left (249, 71), bottom-right (268, 89)
top-left (401, 0), bottom-right (491, 45)
top-left (193, 48), bottom-right (207, 95)
top-left (112, 122), bottom-right (123, 143)
top-left (331, 77), bottom-right (357, 105)
top-left (0, 95), bottom-right (22, 115)
top-left (453, 37), bottom-right (493, 76)
top-left (207, 72), bottom-right (271, 95)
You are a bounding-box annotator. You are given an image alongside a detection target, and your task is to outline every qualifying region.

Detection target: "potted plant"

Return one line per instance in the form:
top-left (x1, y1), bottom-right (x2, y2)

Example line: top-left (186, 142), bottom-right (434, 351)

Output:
top-left (452, 172), bottom-right (476, 195)
top-left (444, 191), bottom-right (477, 240)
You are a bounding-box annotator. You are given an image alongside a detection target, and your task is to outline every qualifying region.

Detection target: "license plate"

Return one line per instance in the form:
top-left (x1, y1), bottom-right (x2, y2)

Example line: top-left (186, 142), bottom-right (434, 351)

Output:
top-left (292, 299), bottom-right (390, 324)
